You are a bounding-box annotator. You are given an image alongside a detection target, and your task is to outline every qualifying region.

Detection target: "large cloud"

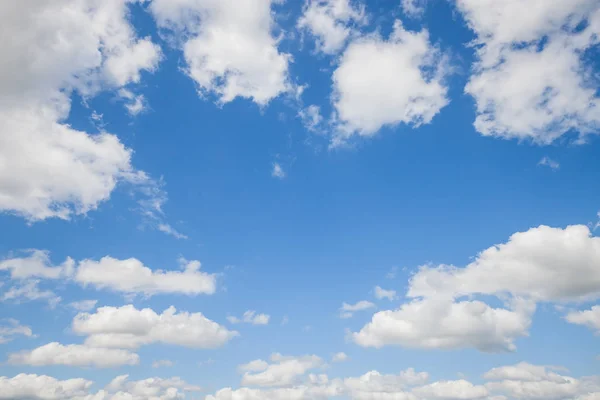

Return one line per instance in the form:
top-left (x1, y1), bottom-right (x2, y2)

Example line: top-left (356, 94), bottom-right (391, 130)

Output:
top-left (457, 0), bottom-right (600, 143)
top-left (73, 304), bottom-right (237, 349)
top-left (354, 224), bottom-right (600, 352)
top-left (331, 20), bottom-right (448, 145)
top-left (150, 0), bottom-right (290, 105)
top-left (0, 0), bottom-right (161, 221)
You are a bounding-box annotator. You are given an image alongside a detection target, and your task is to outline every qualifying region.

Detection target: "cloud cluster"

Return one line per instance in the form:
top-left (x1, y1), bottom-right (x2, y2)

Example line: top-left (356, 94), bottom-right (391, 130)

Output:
top-left (353, 224), bottom-right (600, 352)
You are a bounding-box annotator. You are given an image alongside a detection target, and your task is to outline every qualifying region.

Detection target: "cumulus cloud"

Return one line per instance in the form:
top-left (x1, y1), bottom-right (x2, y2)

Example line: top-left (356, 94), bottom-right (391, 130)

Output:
top-left (0, 250), bottom-right (217, 297)
top-left (240, 353), bottom-right (324, 387)
top-left (150, 0), bottom-right (291, 105)
top-left (354, 224), bottom-right (600, 352)
top-left (458, 0), bottom-right (600, 143)
top-left (0, 373), bottom-right (199, 400)
top-left (73, 304), bottom-right (237, 349)
top-left (374, 286), bottom-right (398, 301)
top-left (1, 280), bottom-right (61, 308)
top-left (0, 319), bottom-right (33, 344)
top-left (227, 310), bottom-right (271, 325)
top-left (566, 306), bottom-right (600, 334)
top-left (332, 352), bottom-right (348, 363)
top-left (297, 0), bottom-right (366, 54)
top-left (0, 0), bottom-right (161, 221)
top-left (340, 300), bottom-right (375, 318)
top-left (412, 380), bottom-right (489, 399)
top-left (75, 257), bottom-right (216, 296)
top-left (8, 342), bottom-right (139, 368)
top-left (331, 20), bottom-right (448, 145)
top-left (401, 0), bottom-right (428, 18)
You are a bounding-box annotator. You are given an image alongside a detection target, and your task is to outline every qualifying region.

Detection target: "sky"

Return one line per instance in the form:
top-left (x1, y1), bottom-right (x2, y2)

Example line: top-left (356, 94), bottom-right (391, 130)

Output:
top-left (0, 0), bottom-right (600, 399)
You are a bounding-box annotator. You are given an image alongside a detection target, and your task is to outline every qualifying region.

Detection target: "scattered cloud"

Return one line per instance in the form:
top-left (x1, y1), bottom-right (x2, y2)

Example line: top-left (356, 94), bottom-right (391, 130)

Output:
top-left (340, 300), bottom-right (375, 318)
top-left (0, 319), bottom-right (33, 344)
top-left (374, 286), bottom-right (397, 301)
top-left (331, 20), bottom-right (449, 146)
top-left (68, 300), bottom-right (98, 312)
top-left (299, 105), bottom-right (325, 133)
top-left (566, 306), bottom-right (600, 334)
top-left (538, 156), bottom-right (560, 170)
top-left (272, 163), bottom-right (286, 179)
top-left (401, 0), bottom-right (428, 18)
top-left (73, 304), bottom-right (238, 349)
top-left (150, 0), bottom-right (291, 105)
top-left (118, 88), bottom-right (147, 116)
top-left (332, 352), bottom-right (348, 363)
top-left (152, 359), bottom-right (175, 368)
top-left (240, 353), bottom-right (324, 387)
top-left (8, 342), bottom-right (139, 368)
top-left (227, 310), bottom-right (271, 325)
top-left (297, 0), bottom-right (366, 54)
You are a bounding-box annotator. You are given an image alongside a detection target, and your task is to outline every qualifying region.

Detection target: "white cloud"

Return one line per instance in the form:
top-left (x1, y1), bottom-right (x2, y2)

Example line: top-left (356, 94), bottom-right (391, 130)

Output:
top-left (157, 223), bottom-right (188, 240)
top-left (355, 224), bottom-right (600, 352)
top-left (0, 250), bottom-right (73, 280)
top-left (332, 352), bottom-right (348, 363)
top-left (408, 225), bottom-right (600, 303)
top-left (69, 300), bottom-right (98, 312)
top-left (150, 0), bottom-right (291, 106)
top-left (538, 157), bottom-right (560, 170)
top-left (566, 306), bottom-right (600, 334)
top-left (2, 280), bottom-right (61, 308)
top-left (152, 359), bottom-right (175, 368)
top-left (8, 342), bottom-right (139, 368)
top-left (0, 0), bottom-right (161, 221)
top-left (458, 0), bottom-right (600, 143)
top-left (118, 88), bottom-right (147, 116)
top-left (272, 163), bottom-right (286, 179)
top-left (0, 374), bottom-right (93, 400)
top-left (228, 310), bottom-right (271, 325)
top-left (401, 0), bottom-right (427, 18)
top-left (73, 304), bottom-right (237, 349)
top-left (298, 0), bottom-right (366, 54)
top-left (331, 20), bottom-right (448, 145)
top-left (240, 353), bottom-right (324, 387)
top-left (299, 105), bottom-right (325, 132)
top-left (75, 256), bottom-right (216, 297)
top-left (0, 319), bottom-right (33, 344)
top-left (374, 286), bottom-right (397, 301)
top-left (412, 380), bottom-right (489, 399)
top-left (353, 296), bottom-right (534, 352)
top-left (0, 373), bottom-right (200, 400)
top-left (340, 300), bottom-right (375, 318)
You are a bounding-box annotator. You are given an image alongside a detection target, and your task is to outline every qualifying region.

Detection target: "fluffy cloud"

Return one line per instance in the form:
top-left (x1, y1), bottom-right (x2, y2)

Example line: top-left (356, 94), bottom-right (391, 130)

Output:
top-left (0, 319), bottom-right (33, 344)
top-left (73, 304), bottom-right (237, 349)
top-left (483, 362), bottom-right (599, 400)
top-left (401, 0), bottom-right (427, 18)
top-left (355, 224), bottom-right (600, 352)
top-left (0, 373), bottom-right (199, 400)
top-left (7, 342), bottom-right (139, 368)
top-left (272, 163), bottom-right (286, 179)
top-left (331, 20), bottom-right (448, 145)
top-left (408, 225), bottom-right (600, 302)
top-left (458, 0), bottom-right (600, 143)
top-left (340, 300), bottom-right (376, 318)
top-left (75, 257), bottom-right (216, 296)
top-left (412, 380), bottom-right (489, 399)
top-left (566, 306), bottom-right (600, 334)
top-left (69, 300), bottom-right (98, 312)
top-left (297, 0), bottom-right (365, 54)
top-left (240, 353), bottom-right (324, 387)
top-left (332, 352), bottom-right (348, 363)
top-left (1, 280), bottom-right (61, 308)
top-left (374, 286), bottom-right (397, 301)
top-left (227, 310), bottom-right (271, 325)
top-left (344, 368), bottom-right (429, 397)
top-left (353, 296), bottom-right (534, 352)
top-left (0, 251), bottom-right (217, 297)
top-left (150, 0), bottom-right (290, 105)
top-left (0, 0), bottom-right (161, 221)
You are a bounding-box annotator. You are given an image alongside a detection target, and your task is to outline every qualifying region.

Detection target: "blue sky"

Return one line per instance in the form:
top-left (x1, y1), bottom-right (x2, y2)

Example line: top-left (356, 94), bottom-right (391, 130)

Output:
top-left (1, 0), bottom-right (600, 399)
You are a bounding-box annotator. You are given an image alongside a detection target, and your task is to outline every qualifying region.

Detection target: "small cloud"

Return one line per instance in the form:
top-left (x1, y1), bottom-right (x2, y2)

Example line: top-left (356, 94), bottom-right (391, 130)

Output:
top-left (386, 266), bottom-right (398, 279)
top-left (332, 352), bottom-right (348, 363)
top-left (152, 359), bottom-right (174, 368)
top-left (298, 105), bottom-right (324, 133)
top-left (69, 300), bottom-right (98, 312)
top-left (158, 223), bottom-right (188, 240)
top-left (538, 156), bottom-right (560, 170)
top-left (339, 300), bottom-right (375, 318)
top-left (281, 315), bottom-right (289, 325)
top-left (198, 358), bottom-right (215, 367)
top-left (272, 162), bottom-right (286, 179)
top-left (374, 286), bottom-right (397, 301)
top-left (228, 310), bottom-right (270, 325)
top-left (401, 0), bottom-right (427, 18)
top-left (119, 88), bottom-right (147, 116)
